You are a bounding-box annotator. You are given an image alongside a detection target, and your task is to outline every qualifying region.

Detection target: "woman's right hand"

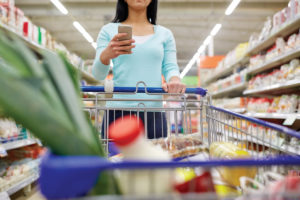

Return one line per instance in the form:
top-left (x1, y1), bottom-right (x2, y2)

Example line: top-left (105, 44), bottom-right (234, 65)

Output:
top-left (100, 33), bottom-right (135, 65)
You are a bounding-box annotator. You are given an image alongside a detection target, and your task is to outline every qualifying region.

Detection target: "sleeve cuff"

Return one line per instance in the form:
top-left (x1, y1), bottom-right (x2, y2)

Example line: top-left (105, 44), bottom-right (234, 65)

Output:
top-left (166, 71), bottom-right (180, 82)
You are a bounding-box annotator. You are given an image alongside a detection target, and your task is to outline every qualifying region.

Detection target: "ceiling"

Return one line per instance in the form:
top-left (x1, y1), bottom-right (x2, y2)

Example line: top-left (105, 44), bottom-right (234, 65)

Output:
top-left (15, 0), bottom-right (289, 75)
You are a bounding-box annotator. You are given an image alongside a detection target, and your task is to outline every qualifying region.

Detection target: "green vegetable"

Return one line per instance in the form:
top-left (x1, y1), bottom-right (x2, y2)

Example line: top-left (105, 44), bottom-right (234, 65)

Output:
top-left (0, 30), bottom-right (120, 195)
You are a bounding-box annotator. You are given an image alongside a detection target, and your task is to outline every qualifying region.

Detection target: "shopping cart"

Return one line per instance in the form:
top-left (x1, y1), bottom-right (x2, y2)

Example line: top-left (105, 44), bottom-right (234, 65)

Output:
top-left (39, 83), bottom-right (300, 200)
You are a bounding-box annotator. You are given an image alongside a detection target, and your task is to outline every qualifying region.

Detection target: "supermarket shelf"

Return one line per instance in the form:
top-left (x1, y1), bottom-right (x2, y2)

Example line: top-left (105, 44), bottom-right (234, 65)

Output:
top-left (243, 79), bottom-right (300, 95)
top-left (6, 173), bottom-right (39, 195)
top-left (248, 47), bottom-right (300, 75)
top-left (228, 108), bottom-right (246, 114)
top-left (211, 82), bottom-right (248, 98)
top-left (2, 139), bottom-right (37, 151)
top-left (247, 16), bottom-right (300, 56)
top-left (204, 56), bottom-right (249, 85)
top-left (0, 21), bottom-right (100, 85)
top-left (0, 21), bottom-right (45, 54)
top-left (246, 113), bottom-right (300, 120)
top-left (222, 132), bottom-right (299, 155)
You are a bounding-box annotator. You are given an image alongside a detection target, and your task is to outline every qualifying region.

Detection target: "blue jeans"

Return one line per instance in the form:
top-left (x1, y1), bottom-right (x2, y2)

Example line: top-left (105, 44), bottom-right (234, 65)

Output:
top-left (101, 110), bottom-right (167, 139)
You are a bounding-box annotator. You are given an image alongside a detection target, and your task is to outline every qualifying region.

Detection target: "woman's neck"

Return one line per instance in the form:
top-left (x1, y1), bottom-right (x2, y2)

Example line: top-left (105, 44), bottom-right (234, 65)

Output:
top-left (124, 8), bottom-right (150, 25)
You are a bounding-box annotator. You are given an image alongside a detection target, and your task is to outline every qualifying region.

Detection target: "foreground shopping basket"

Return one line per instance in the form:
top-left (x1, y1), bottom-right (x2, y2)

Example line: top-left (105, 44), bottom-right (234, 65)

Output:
top-left (39, 84), bottom-right (300, 199)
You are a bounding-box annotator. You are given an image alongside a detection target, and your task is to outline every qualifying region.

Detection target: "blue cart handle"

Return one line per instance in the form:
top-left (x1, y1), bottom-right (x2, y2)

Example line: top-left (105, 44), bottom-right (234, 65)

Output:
top-left (81, 86), bottom-right (207, 96)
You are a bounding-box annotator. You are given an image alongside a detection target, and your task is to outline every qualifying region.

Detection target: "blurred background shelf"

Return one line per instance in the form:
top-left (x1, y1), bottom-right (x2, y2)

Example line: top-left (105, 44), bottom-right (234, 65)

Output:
top-left (247, 16), bottom-right (300, 56)
top-left (243, 79), bottom-right (300, 95)
top-left (212, 82), bottom-right (248, 98)
top-left (2, 139), bottom-right (37, 151)
top-left (247, 48), bottom-right (300, 75)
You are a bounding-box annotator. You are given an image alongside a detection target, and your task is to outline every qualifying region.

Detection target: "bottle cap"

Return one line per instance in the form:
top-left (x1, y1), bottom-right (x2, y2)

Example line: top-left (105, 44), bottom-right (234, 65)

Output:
top-left (109, 115), bottom-right (144, 147)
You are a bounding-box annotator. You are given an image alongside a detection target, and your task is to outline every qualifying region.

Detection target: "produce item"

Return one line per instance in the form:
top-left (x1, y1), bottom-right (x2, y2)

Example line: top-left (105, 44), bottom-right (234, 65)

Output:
top-left (109, 115), bottom-right (172, 195)
top-left (210, 142), bottom-right (256, 186)
top-left (0, 31), bottom-right (120, 195)
top-left (152, 133), bottom-right (205, 158)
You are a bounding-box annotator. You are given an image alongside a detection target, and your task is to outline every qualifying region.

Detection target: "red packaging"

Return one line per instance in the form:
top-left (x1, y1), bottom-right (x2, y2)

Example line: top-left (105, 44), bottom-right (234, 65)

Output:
top-left (174, 171), bottom-right (215, 194)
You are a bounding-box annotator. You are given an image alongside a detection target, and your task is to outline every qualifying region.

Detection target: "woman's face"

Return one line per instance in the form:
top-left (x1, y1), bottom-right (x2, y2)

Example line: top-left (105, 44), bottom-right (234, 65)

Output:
top-left (125, 0), bottom-right (152, 11)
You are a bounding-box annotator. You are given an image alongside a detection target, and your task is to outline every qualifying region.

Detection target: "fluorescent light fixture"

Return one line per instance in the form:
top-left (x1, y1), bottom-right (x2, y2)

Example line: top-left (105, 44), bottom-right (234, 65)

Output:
top-left (91, 42), bottom-right (97, 49)
top-left (180, 43), bottom-right (207, 78)
top-left (225, 0), bottom-right (241, 15)
top-left (210, 24), bottom-right (222, 36)
top-left (73, 21), bottom-right (94, 43)
top-left (203, 35), bottom-right (212, 46)
top-left (50, 0), bottom-right (68, 15)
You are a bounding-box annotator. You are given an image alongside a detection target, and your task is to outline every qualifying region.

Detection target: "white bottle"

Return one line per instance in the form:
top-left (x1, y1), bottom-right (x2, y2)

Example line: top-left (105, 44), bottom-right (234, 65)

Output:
top-left (109, 115), bottom-right (172, 196)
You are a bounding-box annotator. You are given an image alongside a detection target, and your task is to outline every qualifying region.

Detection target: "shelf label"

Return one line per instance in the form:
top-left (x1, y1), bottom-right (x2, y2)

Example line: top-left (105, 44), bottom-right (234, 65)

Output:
top-left (0, 192), bottom-right (10, 200)
top-left (283, 115), bottom-right (297, 126)
top-left (0, 145), bottom-right (7, 157)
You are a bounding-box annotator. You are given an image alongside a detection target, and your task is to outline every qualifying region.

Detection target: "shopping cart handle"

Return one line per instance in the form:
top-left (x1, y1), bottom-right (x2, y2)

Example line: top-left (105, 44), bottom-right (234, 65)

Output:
top-left (81, 86), bottom-right (207, 96)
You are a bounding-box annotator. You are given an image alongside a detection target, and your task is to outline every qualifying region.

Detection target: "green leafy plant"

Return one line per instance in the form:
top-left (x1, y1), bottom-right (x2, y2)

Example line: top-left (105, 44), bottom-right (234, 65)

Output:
top-left (0, 30), bottom-right (120, 195)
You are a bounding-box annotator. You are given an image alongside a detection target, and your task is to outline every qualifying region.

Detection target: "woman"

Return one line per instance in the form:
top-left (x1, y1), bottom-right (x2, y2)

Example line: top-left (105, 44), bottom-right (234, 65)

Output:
top-left (93, 0), bottom-right (186, 139)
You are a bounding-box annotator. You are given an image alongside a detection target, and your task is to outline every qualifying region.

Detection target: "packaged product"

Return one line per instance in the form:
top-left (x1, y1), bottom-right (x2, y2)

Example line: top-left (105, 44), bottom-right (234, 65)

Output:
top-left (286, 34), bottom-right (297, 51)
top-left (152, 133), bottom-right (205, 158)
top-left (272, 11), bottom-right (282, 32)
top-left (210, 142), bottom-right (256, 186)
top-left (278, 95), bottom-right (299, 113)
top-left (268, 97), bottom-right (281, 113)
top-left (275, 37), bottom-right (286, 55)
top-left (14, 7), bottom-right (24, 34)
top-left (259, 17), bottom-right (272, 41)
top-left (174, 170), bottom-right (215, 194)
top-left (248, 33), bottom-right (259, 49)
top-left (290, 59), bottom-right (300, 79)
top-left (0, 5), bottom-right (7, 24)
top-left (109, 116), bottom-right (172, 195)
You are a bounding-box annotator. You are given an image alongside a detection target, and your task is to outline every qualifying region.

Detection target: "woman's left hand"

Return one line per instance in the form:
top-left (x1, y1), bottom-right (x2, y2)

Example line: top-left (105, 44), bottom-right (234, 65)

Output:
top-left (162, 76), bottom-right (186, 94)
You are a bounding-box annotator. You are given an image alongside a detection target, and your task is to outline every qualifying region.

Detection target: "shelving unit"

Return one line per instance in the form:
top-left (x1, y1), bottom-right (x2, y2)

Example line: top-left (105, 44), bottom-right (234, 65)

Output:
top-left (204, 56), bottom-right (249, 85)
top-left (0, 22), bottom-right (100, 86)
top-left (247, 47), bottom-right (300, 75)
top-left (211, 82), bottom-right (247, 98)
top-left (244, 79), bottom-right (300, 95)
top-left (6, 172), bottom-right (39, 195)
top-left (2, 139), bottom-right (37, 151)
top-left (246, 16), bottom-right (300, 56)
top-left (246, 113), bottom-right (300, 120)
top-left (221, 131), bottom-right (299, 155)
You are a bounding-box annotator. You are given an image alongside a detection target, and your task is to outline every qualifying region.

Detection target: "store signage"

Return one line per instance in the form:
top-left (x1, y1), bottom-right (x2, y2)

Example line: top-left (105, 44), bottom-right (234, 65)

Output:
top-left (0, 192), bottom-right (10, 200)
top-left (0, 145), bottom-right (7, 157)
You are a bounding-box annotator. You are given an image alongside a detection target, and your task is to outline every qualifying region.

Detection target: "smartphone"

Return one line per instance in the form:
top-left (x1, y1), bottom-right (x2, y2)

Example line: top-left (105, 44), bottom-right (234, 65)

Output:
top-left (118, 25), bottom-right (132, 52)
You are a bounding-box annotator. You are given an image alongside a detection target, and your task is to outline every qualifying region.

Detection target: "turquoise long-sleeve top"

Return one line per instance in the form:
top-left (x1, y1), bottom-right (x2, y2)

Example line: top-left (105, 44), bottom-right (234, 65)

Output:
top-left (92, 23), bottom-right (180, 108)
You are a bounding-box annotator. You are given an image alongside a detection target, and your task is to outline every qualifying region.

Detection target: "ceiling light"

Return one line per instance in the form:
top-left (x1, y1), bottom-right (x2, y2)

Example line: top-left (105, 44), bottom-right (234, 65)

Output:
top-left (91, 42), bottom-right (97, 49)
top-left (225, 0), bottom-right (241, 16)
top-left (210, 24), bottom-right (222, 36)
top-left (73, 21), bottom-right (94, 43)
top-left (50, 0), bottom-right (68, 15)
top-left (203, 35), bottom-right (212, 46)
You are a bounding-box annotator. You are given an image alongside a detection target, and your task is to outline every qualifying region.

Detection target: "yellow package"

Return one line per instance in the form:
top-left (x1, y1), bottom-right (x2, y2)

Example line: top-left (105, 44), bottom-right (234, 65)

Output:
top-left (210, 142), bottom-right (257, 187)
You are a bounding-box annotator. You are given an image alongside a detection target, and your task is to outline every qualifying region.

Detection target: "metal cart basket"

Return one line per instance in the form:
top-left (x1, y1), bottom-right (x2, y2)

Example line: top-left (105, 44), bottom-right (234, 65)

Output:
top-left (39, 83), bottom-right (300, 200)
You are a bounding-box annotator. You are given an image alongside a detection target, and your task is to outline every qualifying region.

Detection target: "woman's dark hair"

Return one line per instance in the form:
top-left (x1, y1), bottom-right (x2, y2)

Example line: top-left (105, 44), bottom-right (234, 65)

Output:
top-left (112, 0), bottom-right (157, 25)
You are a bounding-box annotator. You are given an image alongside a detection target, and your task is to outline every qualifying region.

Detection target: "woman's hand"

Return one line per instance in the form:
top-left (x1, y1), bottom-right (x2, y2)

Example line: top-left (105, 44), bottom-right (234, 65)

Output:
top-left (162, 76), bottom-right (186, 94)
top-left (100, 33), bottom-right (135, 65)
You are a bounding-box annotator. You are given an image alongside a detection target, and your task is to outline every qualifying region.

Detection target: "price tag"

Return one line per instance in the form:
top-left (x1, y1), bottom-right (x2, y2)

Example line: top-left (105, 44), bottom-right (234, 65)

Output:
top-left (0, 145), bottom-right (7, 157)
top-left (283, 115), bottom-right (297, 126)
top-left (0, 192), bottom-right (10, 200)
